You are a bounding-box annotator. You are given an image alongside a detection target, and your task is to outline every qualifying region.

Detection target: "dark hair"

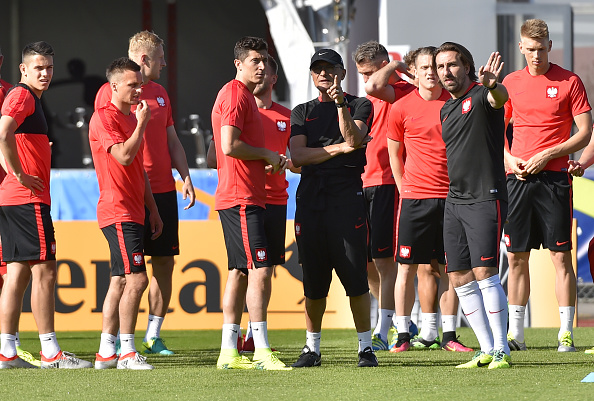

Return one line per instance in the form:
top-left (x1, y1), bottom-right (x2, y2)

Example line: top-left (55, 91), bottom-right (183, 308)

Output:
top-left (105, 57), bottom-right (140, 82)
top-left (435, 42), bottom-right (477, 81)
top-left (268, 55), bottom-right (278, 75)
top-left (352, 40), bottom-right (389, 65)
top-left (22, 41), bottom-right (54, 61)
top-left (234, 36), bottom-right (268, 61)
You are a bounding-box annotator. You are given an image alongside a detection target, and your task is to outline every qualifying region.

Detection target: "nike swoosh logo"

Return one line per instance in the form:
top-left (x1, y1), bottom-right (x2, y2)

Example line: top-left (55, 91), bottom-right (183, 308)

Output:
top-left (480, 256), bottom-right (494, 261)
top-left (514, 91), bottom-right (526, 95)
top-left (378, 246), bottom-right (390, 252)
top-left (476, 360), bottom-right (490, 367)
top-left (319, 52), bottom-right (328, 56)
top-left (355, 223), bottom-right (365, 229)
top-left (489, 308), bottom-right (505, 314)
top-left (306, 117), bottom-right (318, 122)
top-left (232, 330), bottom-right (238, 334)
top-left (464, 309), bottom-right (479, 317)
top-left (556, 240), bottom-right (570, 246)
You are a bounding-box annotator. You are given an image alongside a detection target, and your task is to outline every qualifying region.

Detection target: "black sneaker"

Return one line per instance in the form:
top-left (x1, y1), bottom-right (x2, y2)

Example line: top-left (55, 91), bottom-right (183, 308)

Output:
top-left (291, 345), bottom-right (321, 368)
top-left (357, 346), bottom-right (378, 367)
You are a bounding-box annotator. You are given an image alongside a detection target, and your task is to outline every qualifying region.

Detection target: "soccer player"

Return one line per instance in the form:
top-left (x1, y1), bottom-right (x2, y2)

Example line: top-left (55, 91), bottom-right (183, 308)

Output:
top-left (206, 56), bottom-right (296, 353)
top-left (386, 46), bottom-right (472, 353)
top-left (95, 31), bottom-right (196, 356)
top-left (0, 41), bottom-right (92, 369)
top-left (502, 19), bottom-right (592, 352)
top-left (290, 49), bottom-right (376, 368)
top-left (435, 42), bottom-right (511, 369)
top-left (352, 41), bottom-right (414, 351)
top-left (212, 36), bottom-right (290, 371)
top-left (90, 57), bottom-right (163, 370)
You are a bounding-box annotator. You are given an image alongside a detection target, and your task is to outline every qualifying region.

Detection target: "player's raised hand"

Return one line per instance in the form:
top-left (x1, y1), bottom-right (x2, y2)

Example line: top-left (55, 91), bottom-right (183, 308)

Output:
top-left (328, 74), bottom-right (345, 104)
top-left (136, 100), bottom-right (151, 125)
top-left (478, 52), bottom-right (504, 88)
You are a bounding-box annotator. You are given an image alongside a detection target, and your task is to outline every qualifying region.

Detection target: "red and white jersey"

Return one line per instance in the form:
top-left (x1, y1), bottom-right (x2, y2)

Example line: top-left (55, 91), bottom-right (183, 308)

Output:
top-left (260, 102), bottom-right (291, 205)
top-left (212, 79), bottom-right (266, 210)
top-left (95, 81), bottom-right (175, 193)
top-left (503, 64), bottom-right (592, 172)
top-left (387, 88), bottom-right (450, 199)
top-left (362, 81), bottom-right (415, 188)
top-left (89, 102), bottom-right (146, 228)
top-left (0, 85), bottom-right (51, 206)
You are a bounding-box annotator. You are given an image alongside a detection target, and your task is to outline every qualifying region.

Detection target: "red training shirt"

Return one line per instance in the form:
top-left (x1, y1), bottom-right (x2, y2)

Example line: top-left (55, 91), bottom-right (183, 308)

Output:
top-left (362, 81), bottom-right (415, 188)
top-left (503, 64), bottom-right (592, 172)
top-left (260, 102), bottom-right (291, 205)
top-left (95, 81), bottom-right (175, 193)
top-left (211, 79), bottom-right (266, 210)
top-left (89, 102), bottom-right (146, 228)
top-left (387, 88), bottom-right (450, 199)
top-left (0, 85), bottom-right (51, 206)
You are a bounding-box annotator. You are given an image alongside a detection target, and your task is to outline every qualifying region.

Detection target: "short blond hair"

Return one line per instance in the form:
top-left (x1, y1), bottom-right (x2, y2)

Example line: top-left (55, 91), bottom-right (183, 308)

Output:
top-left (521, 19), bottom-right (549, 40)
top-left (128, 31), bottom-right (164, 58)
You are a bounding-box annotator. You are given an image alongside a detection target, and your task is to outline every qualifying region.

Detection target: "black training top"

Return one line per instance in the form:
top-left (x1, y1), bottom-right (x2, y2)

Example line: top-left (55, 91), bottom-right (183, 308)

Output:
top-left (290, 93), bottom-right (373, 177)
top-left (440, 83), bottom-right (507, 204)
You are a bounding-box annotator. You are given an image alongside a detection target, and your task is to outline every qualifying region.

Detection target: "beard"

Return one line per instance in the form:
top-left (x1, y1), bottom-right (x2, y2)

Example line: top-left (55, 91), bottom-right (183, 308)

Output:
top-left (440, 75), bottom-right (464, 94)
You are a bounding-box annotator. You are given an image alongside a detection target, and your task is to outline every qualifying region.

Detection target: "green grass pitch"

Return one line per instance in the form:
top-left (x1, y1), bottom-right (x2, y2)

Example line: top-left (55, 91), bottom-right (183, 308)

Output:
top-left (2, 327), bottom-right (594, 400)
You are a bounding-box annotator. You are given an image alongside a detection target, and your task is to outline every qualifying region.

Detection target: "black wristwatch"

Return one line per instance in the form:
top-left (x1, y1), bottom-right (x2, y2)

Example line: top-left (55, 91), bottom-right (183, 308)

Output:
top-left (335, 99), bottom-right (348, 108)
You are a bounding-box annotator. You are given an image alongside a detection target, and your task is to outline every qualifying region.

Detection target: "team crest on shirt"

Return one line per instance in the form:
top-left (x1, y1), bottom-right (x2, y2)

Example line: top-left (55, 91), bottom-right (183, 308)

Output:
top-left (504, 234), bottom-right (511, 247)
top-left (256, 248), bottom-right (268, 262)
top-left (277, 120), bottom-right (287, 132)
top-left (399, 245), bottom-right (411, 259)
top-left (546, 86), bottom-right (559, 99)
top-left (133, 252), bottom-right (144, 266)
top-left (51, 242), bottom-right (56, 255)
top-left (462, 98), bottom-right (472, 114)
top-left (156, 96), bottom-right (166, 107)
top-left (295, 223), bottom-right (301, 236)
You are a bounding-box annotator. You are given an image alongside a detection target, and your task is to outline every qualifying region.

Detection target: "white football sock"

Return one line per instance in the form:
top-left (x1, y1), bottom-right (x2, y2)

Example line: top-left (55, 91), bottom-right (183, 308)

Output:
top-left (420, 313), bottom-right (438, 341)
top-left (306, 331), bottom-right (321, 355)
top-left (441, 315), bottom-right (457, 334)
top-left (358, 330), bottom-right (372, 352)
top-left (144, 314), bottom-right (164, 342)
top-left (1, 333), bottom-right (17, 358)
top-left (119, 334), bottom-right (136, 356)
top-left (15, 332), bottom-right (21, 347)
top-left (221, 323), bottom-right (240, 350)
top-left (508, 305), bottom-right (526, 343)
top-left (98, 333), bottom-right (117, 358)
top-left (559, 306), bottom-right (575, 338)
top-left (478, 275), bottom-right (509, 354)
top-left (454, 280), bottom-right (493, 354)
top-left (374, 309), bottom-right (395, 339)
top-left (251, 321), bottom-right (270, 350)
top-left (39, 332), bottom-right (60, 360)
top-left (395, 316), bottom-right (411, 335)
top-left (245, 321), bottom-right (253, 340)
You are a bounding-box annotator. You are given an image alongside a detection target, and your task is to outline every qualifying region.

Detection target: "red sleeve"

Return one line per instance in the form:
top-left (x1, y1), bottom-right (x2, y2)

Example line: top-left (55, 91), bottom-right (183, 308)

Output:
top-left (569, 75), bottom-right (592, 117)
top-left (94, 83), bottom-right (112, 110)
top-left (220, 83), bottom-right (248, 131)
top-left (164, 90), bottom-right (174, 127)
top-left (97, 108), bottom-right (128, 152)
top-left (1, 87), bottom-right (35, 126)
top-left (387, 100), bottom-right (404, 142)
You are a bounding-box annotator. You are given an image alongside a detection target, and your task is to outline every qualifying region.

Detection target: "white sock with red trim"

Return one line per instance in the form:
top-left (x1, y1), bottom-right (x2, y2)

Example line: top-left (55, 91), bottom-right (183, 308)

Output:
top-left (98, 333), bottom-right (117, 358)
top-left (454, 281), bottom-right (493, 354)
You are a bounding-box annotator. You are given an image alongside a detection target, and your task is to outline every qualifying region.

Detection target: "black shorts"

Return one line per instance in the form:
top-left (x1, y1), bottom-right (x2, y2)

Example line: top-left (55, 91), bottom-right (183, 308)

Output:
top-left (396, 198), bottom-right (446, 265)
top-left (144, 190), bottom-right (179, 256)
top-left (101, 222), bottom-right (146, 276)
top-left (505, 172), bottom-right (573, 252)
top-left (295, 190), bottom-right (369, 299)
top-left (219, 205), bottom-right (270, 271)
top-left (264, 204), bottom-right (287, 266)
top-left (0, 203), bottom-right (56, 263)
top-left (443, 200), bottom-right (507, 272)
top-left (364, 185), bottom-right (396, 259)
